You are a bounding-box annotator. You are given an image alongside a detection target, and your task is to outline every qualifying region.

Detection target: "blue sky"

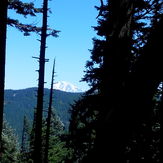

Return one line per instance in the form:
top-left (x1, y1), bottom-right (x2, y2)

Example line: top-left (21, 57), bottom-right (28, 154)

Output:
top-left (5, 0), bottom-right (100, 91)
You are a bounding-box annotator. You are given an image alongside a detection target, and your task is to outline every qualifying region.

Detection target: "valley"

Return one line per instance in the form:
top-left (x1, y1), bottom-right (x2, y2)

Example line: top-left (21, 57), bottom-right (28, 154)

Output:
top-left (4, 88), bottom-right (82, 141)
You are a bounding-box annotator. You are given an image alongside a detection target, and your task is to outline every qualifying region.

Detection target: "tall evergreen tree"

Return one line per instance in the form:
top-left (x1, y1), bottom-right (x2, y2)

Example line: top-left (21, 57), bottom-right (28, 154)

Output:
top-left (1, 120), bottom-right (19, 163)
top-left (20, 115), bottom-right (31, 162)
top-left (44, 59), bottom-right (55, 163)
top-left (0, 1), bottom-right (8, 159)
top-left (0, 0), bottom-right (43, 159)
top-left (69, 0), bottom-right (162, 162)
top-left (42, 111), bottom-right (68, 163)
top-left (33, 0), bottom-right (49, 161)
top-left (33, 0), bottom-right (58, 162)
top-left (81, 1), bottom-right (137, 162)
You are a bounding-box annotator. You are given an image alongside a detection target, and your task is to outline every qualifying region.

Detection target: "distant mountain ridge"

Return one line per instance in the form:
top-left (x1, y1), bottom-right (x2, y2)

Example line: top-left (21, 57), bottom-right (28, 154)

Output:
top-left (4, 88), bottom-right (82, 141)
top-left (54, 81), bottom-right (84, 92)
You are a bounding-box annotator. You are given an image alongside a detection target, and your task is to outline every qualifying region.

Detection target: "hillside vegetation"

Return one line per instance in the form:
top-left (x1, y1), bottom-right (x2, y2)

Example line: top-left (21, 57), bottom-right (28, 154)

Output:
top-left (4, 88), bottom-right (82, 140)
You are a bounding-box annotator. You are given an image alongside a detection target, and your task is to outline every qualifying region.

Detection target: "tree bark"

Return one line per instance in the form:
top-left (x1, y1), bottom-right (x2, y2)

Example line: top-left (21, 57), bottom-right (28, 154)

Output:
top-left (33, 0), bottom-right (48, 162)
top-left (0, 0), bottom-right (8, 159)
top-left (44, 59), bottom-right (55, 163)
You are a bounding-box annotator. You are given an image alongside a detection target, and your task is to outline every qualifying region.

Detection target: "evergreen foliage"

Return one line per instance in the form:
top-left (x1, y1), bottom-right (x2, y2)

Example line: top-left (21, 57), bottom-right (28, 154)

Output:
top-left (68, 95), bottom-right (100, 162)
top-left (1, 120), bottom-right (19, 163)
top-left (0, 0), bottom-right (44, 159)
top-left (4, 88), bottom-right (81, 141)
top-left (19, 116), bottom-right (31, 163)
top-left (7, 0), bottom-right (43, 35)
top-left (42, 114), bottom-right (70, 163)
top-left (68, 0), bottom-right (162, 162)
top-left (19, 109), bottom-right (71, 163)
top-left (7, 0), bottom-right (59, 36)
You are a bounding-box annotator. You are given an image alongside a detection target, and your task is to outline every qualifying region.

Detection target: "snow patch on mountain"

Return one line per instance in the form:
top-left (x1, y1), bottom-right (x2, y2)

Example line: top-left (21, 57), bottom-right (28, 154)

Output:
top-left (54, 81), bottom-right (83, 93)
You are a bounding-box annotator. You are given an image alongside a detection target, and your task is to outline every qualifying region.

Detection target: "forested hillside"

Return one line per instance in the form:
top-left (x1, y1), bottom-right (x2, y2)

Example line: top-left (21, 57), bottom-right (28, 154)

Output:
top-left (4, 88), bottom-right (82, 140)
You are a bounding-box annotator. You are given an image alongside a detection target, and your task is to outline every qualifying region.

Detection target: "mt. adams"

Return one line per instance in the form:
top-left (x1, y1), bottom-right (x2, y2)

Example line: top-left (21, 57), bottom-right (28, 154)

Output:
top-left (54, 81), bottom-right (83, 92)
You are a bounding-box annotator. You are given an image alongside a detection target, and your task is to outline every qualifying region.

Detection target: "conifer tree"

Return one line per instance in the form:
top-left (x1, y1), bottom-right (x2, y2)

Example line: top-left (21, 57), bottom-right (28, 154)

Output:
top-left (0, 0), bottom-right (42, 159)
top-left (69, 0), bottom-right (162, 162)
top-left (44, 59), bottom-right (55, 163)
top-left (33, 0), bottom-right (58, 162)
top-left (68, 95), bottom-right (100, 162)
top-left (42, 111), bottom-right (67, 163)
top-left (20, 116), bottom-right (30, 162)
top-left (33, 0), bottom-right (48, 160)
top-left (1, 120), bottom-right (19, 163)
top-left (0, 1), bottom-right (8, 159)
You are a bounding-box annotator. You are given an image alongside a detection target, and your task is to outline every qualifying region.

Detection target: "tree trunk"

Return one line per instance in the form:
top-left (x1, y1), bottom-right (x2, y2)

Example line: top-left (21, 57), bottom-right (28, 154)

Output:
top-left (44, 59), bottom-right (55, 163)
top-left (33, 0), bottom-right (48, 162)
top-left (91, 0), bottom-right (135, 162)
top-left (0, 0), bottom-right (8, 159)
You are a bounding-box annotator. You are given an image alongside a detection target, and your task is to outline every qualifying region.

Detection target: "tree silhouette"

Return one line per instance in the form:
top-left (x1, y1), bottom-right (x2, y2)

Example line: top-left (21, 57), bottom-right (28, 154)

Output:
top-left (33, 0), bottom-right (58, 162)
top-left (0, 1), bottom-right (8, 159)
top-left (68, 95), bottom-right (100, 162)
top-left (69, 0), bottom-right (162, 162)
top-left (0, 0), bottom-right (43, 159)
top-left (83, 1), bottom-right (136, 161)
top-left (20, 115), bottom-right (30, 162)
top-left (44, 59), bottom-right (55, 163)
top-left (33, 0), bottom-right (49, 161)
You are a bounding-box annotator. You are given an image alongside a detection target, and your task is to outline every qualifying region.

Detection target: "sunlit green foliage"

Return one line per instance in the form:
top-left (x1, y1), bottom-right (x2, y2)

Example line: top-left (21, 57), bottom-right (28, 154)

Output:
top-left (1, 121), bottom-right (19, 163)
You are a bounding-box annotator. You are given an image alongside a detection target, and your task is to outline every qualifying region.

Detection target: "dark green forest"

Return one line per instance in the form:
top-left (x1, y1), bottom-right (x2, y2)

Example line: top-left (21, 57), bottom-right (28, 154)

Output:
top-left (0, 0), bottom-right (162, 163)
top-left (4, 88), bottom-right (82, 141)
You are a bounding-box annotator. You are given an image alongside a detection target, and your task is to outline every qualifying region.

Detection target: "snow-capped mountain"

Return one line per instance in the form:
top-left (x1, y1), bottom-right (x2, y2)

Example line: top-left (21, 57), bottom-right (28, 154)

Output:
top-left (54, 81), bottom-right (83, 93)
